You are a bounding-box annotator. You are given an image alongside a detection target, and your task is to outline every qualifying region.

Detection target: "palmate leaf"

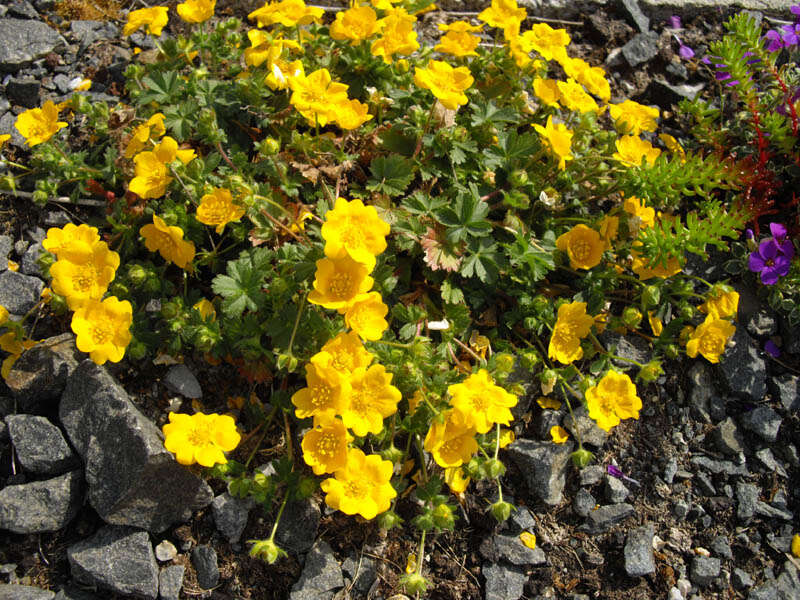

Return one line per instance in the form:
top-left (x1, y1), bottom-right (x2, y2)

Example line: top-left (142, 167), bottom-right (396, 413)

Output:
top-left (367, 155), bottom-right (415, 196)
top-left (470, 101), bottom-right (520, 128)
top-left (212, 249), bottom-right (273, 319)
top-left (138, 70), bottom-right (183, 105)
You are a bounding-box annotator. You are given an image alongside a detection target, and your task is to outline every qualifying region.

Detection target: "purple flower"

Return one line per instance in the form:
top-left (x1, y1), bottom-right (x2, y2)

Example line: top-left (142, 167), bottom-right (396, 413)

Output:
top-left (679, 43), bottom-right (695, 59)
top-left (764, 340), bottom-right (781, 358)
top-left (669, 15), bottom-right (682, 29)
top-left (749, 238), bottom-right (792, 284)
top-left (745, 228), bottom-right (755, 240)
top-left (606, 464), bottom-right (640, 487)
top-left (770, 222), bottom-right (795, 257)
top-left (781, 23), bottom-right (800, 46)
top-left (792, 4), bottom-right (800, 17)
top-left (765, 30), bottom-right (784, 52)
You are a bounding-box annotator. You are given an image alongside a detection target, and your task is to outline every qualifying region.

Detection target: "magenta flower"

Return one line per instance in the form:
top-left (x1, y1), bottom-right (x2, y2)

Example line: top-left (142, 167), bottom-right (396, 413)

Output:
top-left (749, 239), bottom-right (792, 284)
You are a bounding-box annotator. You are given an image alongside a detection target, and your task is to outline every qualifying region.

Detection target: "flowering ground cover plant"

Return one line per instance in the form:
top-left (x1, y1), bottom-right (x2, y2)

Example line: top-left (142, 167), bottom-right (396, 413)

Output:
top-left (3, 0), bottom-right (800, 594)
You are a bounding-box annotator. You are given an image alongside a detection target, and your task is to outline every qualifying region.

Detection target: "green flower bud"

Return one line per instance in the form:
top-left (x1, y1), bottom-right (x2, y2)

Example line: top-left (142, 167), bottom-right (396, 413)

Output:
top-left (127, 340), bottom-right (147, 361)
top-left (399, 572), bottom-right (429, 595)
top-left (143, 273), bottom-right (161, 293)
top-left (168, 319), bottom-right (185, 334)
top-left (642, 285), bottom-right (661, 308)
top-left (509, 169), bottom-right (529, 187)
top-left (36, 252), bottom-right (55, 273)
top-left (379, 445), bottom-right (404, 464)
top-left (664, 343), bottom-right (680, 360)
top-left (494, 352), bottom-right (515, 375)
top-left (49, 293), bottom-right (68, 314)
top-left (109, 282), bottom-right (129, 298)
top-left (570, 447), bottom-right (595, 468)
top-left (432, 503), bottom-right (455, 530)
top-left (195, 331), bottom-right (216, 353)
top-left (484, 458), bottom-right (506, 479)
top-left (378, 510), bottom-right (403, 531)
top-left (678, 302), bottom-right (695, 320)
top-left (489, 500), bottom-right (514, 523)
top-left (637, 360), bottom-right (664, 383)
top-left (259, 137), bottom-right (281, 156)
top-left (503, 189), bottom-right (530, 209)
top-left (622, 306), bottom-right (642, 329)
top-left (248, 539), bottom-right (287, 564)
top-left (161, 301), bottom-right (180, 319)
top-left (413, 513), bottom-right (434, 532)
top-left (127, 264), bottom-right (147, 286)
top-left (296, 476), bottom-right (317, 499)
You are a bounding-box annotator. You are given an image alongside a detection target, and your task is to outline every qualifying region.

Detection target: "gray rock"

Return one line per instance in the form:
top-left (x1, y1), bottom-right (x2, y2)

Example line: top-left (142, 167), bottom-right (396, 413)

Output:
top-left (535, 409), bottom-right (562, 440)
top-left (562, 405), bottom-right (607, 447)
top-left (5, 333), bottom-right (83, 413)
top-left (747, 309), bottom-right (778, 337)
top-left (5, 77), bottom-right (40, 108)
top-left (5, 414), bottom-right (78, 475)
top-left (0, 235), bottom-right (12, 266)
top-left (624, 524), bottom-right (655, 577)
top-left (604, 475), bottom-right (629, 503)
top-left (506, 438), bottom-right (574, 506)
top-left (732, 568), bottom-right (754, 590)
top-left (695, 472), bottom-right (716, 496)
top-left (573, 488), bottom-right (595, 517)
top-left (690, 556), bottom-right (721, 588)
top-left (717, 328), bottom-right (767, 401)
top-left (289, 541), bottom-right (343, 600)
top-left (21, 241), bottom-right (44, 277)
top-left (275, 499), bottom-right (321, 555)
top-left (191, 545), bottom-right (219, 590)
top-left (53, 585), bottom-right (102, 599)
top-left (212, 492), bottom-right (255, 545)
top-left (504, 506), bottom-right (536, 534)
top-left (754, 501), bottom-right (793, 521)
top-left (163, 364), bottom-right (202, 398)
top-left (643, 78), bottom-right (705, 109)
top-left (618, 0), bottom-right (649, 32)
top-left (768, 375), bottom-right (800, 412)
top-left (0, 470), bottom-right (83, 533)
top-left (341, 554), bottom-right (376, 600)
top-left (68, 20), bottom-right (119, 52)
top-left (673, 500), bottom-right (689, 519)
top-left (754, 448), bottom-right (787, 477)
top-left (713, 417), bottom-right (744, 456)
top-left (687, 362), bottom-right (713, 423)
top-left (154, 540), bottom-right (177, 562)
top-left (599, 331), bottom-right (650, 367)
top-left (739, 406), bottom-right (782, 443)
top-left (53, 73), bottom-right (72, 94)
top-left (710, 536), bottom-right (732, 560)
top-left (60, 360), bottom-right (213, 533)
top-left (0, 269), bottom-right (44, 315)
top-left (0, 111), bottom-right (26, 146)
top-left (7, 1), bottom-right (39, 19)
top-left (158, 565), bottom-right (184, 600)
top-left (0, 584), bottom-right (55, 599)
top-left (663, 457), bottom-right (678, 484)
top-left (578, 464), bottom-right (605, 486)
top-left (736, 482), bottom-right (759, 521)
top-left (68, 526), bottom-right (158, 599)
top-left (581, 503), bottom-right (635, 533)
top-left (480, 533), bottom-right (546, 567)
top-left (690, 455), bottom-right (748, 476)
top-left (622, 31), bottom-right (660, 66)
top-left (483, 562), bottom-right (527, 600)
top-left (0, 19), bottom-right (66, 72)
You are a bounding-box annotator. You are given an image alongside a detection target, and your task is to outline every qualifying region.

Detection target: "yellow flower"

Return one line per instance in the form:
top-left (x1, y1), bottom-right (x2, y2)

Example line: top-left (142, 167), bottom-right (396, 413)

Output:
top-left (792, 534), bottom-right (800, 558)
top-left (435, 21), bottom-right (482, 57)
top-left (517, 22), bottom-right (570, 61)
top-left (6, 260), bottom-right (18, 272)
top-left (288, 68), bottom-right (349, 126)
top-left (177, 0), bottom-right (216, 23)
top-left (0, 305), bottom-right (7, 326)
top-left (267, 58), bottom-right (304, 91)
top-left (123, 6), bottom-right (169, 36)
top-left (334, 99), bottom-right (373, 130)
top-left (196, 188), bottom-right (245, 234)
top-left (70, 296), bottom-right (132, 365)
top-left (532, 116), bottom-right (573, 170)
top-left (478, 0), bottom-right (526, 33)
top-left (248, 0), bottom-right (324, 28)
top-left (140, 215), bottom-right (196, 270)
top-left (585, 370), bottom-right (642, 432)
top-left (520, 531), bottom-right (537, 549)
top-left (548, 301), bottom-right (594, 364)
top-left (15, 100), bottom-right (68, 147)
top-left (128, 137), bottom-right (193, 200)
top-left (576, 65), bottom-right (611, 102)
top-left (125, 113), bottom-right (166, 158)
top-left (320, 448), bottom-right (396, 520)
top-left (424, 409), bottom-right (478, 468)
top-left (291, 357), bottom-right (351, 420)
top-left (193, 298), bottom-right (216, 322)
top-left (308, 255), bottom-right (374, 311)
top-left (698, 286), bottom-right (739, 320)
top-left (414, 60), bottom-right (474, 111)
top-left (0, 134), bottom-right (11, 151)
top-left (321, 197), bottom-right (389, 271)
top-left (647, 311), bottom-right (663, 336)
top-left (556, 79), bottom-right (599, 113)
top-left (370, 8), bottom-right (419, 64)
top-left (498, 428), bottom-right (515, 448)
top-left (556, 224), bottom-right (604, 270)
top-left (49, 241), bottom-right (120, 309)
top-left (0, 332), bottom-right (38, 379)
top-left (330, 5), bottom-right (379, 44)
top-left (608, 100), bottom-right (659, 136)
top-left (447, 369), bottom-right (517, 434)
top-left (631, 248), bottom-right (682, 280)
top-left (686, 316), bottom-right (736, 364)
top-left (42, 223), bottom-right (100, 258)
top-left (318, 331), bottom-right (374, 375)
top-left (623, 196), bottom-right (655, 229)
top-left (659, 133), bottom-right (686, 161)
top-left (341, 364), bottom-right (401, 436)
top-left (532, 78), bottom-right (561, 108)
top-left (344, 292), bottom-right (389, 341)
top-left (550, 425), bottom-right (569, 443)
top-left (537, 396), bottom-right (562, 410)
top-left (444, 466), bottom-right (470, 494)
top-left (162, 411), bottom-right (240, 467)
top-left (301, 416), bottom-right (349, 475)
top-left (598, 215), bottom-right (619, 250)
top-left (613, 135), bottom-right (661, 167)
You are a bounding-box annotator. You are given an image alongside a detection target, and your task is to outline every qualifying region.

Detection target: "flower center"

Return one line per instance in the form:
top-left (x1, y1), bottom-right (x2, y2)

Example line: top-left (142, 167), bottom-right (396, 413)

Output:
top-left (329, 272), bottom-right (354, 299)
top-left (91, 319), bottom-right (114, 345)
top-left (187, 421), bottom-right (214, 447)
top-left (570, 239), bottom-right (591, 261)
top-left (315, 432), bottom-right (339, 458)
top-left (310, 382), bottom-right (332, 409)
top-left (346, 479), bottom-right (368, 499)
top-left (72, 264), bottom-right (99, 293)
top-left (341, 220), bottom-right (365, 249)
top-left (155, 231), bottom-right (177, 253)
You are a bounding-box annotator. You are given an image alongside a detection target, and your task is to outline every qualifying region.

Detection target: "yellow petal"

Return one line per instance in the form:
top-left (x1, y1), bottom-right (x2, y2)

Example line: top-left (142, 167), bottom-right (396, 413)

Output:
top-left (537, 396), bottom-right (562, 410)
top-left (519, 531), bottom-right (537, 550)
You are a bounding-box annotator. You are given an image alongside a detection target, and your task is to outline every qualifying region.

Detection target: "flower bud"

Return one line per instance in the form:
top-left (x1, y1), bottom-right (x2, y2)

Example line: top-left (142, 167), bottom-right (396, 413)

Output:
top-left (664, 343), bottom-right (680, 359)
top-left (494, 352), bottom-right (515, 375)
top-left (489, 500), bottom-right (513, 523)
top-left (413, 512), bottom-right (435, 532)
top-left (127, 340), bottom-right (147, 361)
top-left (482, 170), bottom-right (496, 185)
top-left (637, 360), bottom-right (663, 382)
top-left (432, 503), bottom-right (455, 530)
top-left (395, 58), bottom-right (410, 73)
top-left (378, 510), bottom-right (403, 531)
top-left (248, 539), bottom-right (287, 564)
top-left (484, 458), bottom-right (506, 479)
top-left (379, 445), bottom-right (404, 464)
top-left (161, 301), bottom-right (180, 319)
top-left (399, 572), bottom-right (429, 595)
top-left (622, 306), bottom-right (642, 329)
top-left (127, 264), bottom-right (147, 286)
top-left (509, 169), bottom-right (529, 187)
top-left (570, 447), bottom-right (595, 468)
top-left (678, 302), bottom-right (695, 320)
top-left (642, 285), bottom-right (661, 308)
top-left (296, 476), bottom-right (317, 499)
top-left (259, 137), bottom-right (281, 156)
top-left (110, 282), bottom-right (129, 298)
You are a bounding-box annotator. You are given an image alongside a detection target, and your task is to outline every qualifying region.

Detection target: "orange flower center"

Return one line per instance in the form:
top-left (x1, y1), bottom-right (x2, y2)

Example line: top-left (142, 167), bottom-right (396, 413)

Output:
top-left (699, 333), bottom-right (723, 355)
top-left (154, 231), bottom-right (177, 254)
top-left (72, 264), bottom-right (99, 293)
top-left (569, 238), bottom-right (592, 262)
top-left (340, 221), bottom-right (365, 249)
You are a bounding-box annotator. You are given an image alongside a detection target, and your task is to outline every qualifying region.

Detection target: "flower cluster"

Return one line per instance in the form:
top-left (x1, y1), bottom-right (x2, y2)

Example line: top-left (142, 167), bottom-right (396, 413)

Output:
top-left (748, 222), bottom-right (795, 285)
top-left (549, 301), bottom-right (595, 364)
top-left (764, 6), bottom-right (800, 51)
top-left (42, 224), bottom-right (132, 365)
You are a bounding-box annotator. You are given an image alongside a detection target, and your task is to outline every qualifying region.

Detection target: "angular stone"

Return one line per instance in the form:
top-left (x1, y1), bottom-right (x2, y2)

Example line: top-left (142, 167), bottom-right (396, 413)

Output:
top-left (732, 567), bottom-right (754, 590)
top-left (212, 492), bottom-right (254, 545)
top-left (7, 1), bottom-right (39, 19)
top-left (0, 584), bottom-right (55, 599)
top-left (618, 0), bottom-right (649, 32)
top-left (690, 556), bottom-right (721, 588)
top-left (289, 541), bottom-right (343, 600)
top-left (768, 375), bottom-right (800, 412)
top-left (747, 308), bottom-right (777, 337)
top-left (5, 333), bottom-right (83, 413)
top-left (690, 455), bottom-right (748, 476)
top-left (0, 235), bottom-right (12, 267)
top-left (5, 77), bottom-right (40, 108)
top-left (154, 540), bottom-right (177, 562)
top-left (624, 524), bottom-right (655, 577)
top-left (604, 475), bottom-right (629, 503)
top-left (191, 545), bottom-right (219, 590)
top-left (573, 488), bottom-right (595, 517)
top-left (68, 20), bottom-right (119, 52)
top-left (582, 503), bottom-right (635, 533)
top-left (0, 470), bottom-right (83, 533)
top-left (754, 501), bottom-right (793, 521)
top-left (643, 79), bottom-right (705, 109)
top-left (5, 414), bottom-right (78, 475)
top-left (0, 19), bottom-right (66, 73)
top-left (275, 499), bottom-right (321, 555)
top-left (718, 328), bottom-right (767, 401)
top-left (506, 438), bottom-right (574, 506)
top-left (688, 362), bottom-right (714, 423)
top-left (483, 562), bottom-right (527, 600)
top-left (164, 364), bottom-right (202, 398)
top-left (158, 565), bottom-right (184, 600)
top-left (52, 586), bottom-right (102, 599)
top-left (739, 406), bottom-right (782, 443)
top-left (0, 269), bottom-right (43, 315)
top-left (736, 482), bottom-right (759, 522)
top-left (480, 534), bottom-right (546, 567)
top-left (578, 465), bottom-right (605, 486)
top-left (600, 331), bottom-right (650, 368)
top-left (562, 405), bottom-right (607, 448)
top-left (710, 536), bottom-right (733, 559)
top-left (21, 241), bottom-right (44, 277)
top-left (754, 448), bottom-right (787, 477)
top-left (60, 360), bottom-right (213, 533)
top-left (622, 31), bottom-right (660, 66)
top-left (713, 417), bottom-right (744, 456)
top-left (68, 526), bottom-right (158, 599)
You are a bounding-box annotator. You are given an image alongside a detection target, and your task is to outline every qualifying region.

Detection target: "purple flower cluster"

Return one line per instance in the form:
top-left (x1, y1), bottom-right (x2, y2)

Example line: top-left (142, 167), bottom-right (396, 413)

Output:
top-left (668, 16), bottom-right (695, 59)
top-left (764, 5), bottom-right (800, 51)
top-left (748, 222), bottom-right (795, 285)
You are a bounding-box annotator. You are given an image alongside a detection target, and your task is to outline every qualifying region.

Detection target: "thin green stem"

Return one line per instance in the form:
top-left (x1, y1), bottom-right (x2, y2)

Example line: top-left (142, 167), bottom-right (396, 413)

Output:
top-left (286, 291), bottom-right (308, 357)
top-left (558, 382), bottom-right (584, 449)
top-left (416, 530), bottom-right (427, 575)
top-left (268, 491), bottom-right (289, 542)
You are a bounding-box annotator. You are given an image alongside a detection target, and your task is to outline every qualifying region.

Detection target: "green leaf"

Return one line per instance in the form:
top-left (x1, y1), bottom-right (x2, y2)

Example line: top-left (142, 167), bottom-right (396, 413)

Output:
top-left (436, 188), bottom-right (492, 243)
top-left (505, 233), bottom-right (556, 282)
top-left (138, 70), bottom-right (183, 105)
top-left (460, 238), bottom-right (501, 284)
top-left (440, 279), bottom-right (465, 304)
top-left (211, 249), bottom-right (271, 319)
top-left (367, 155), bottom-right (415, 196)
top-left (470, 101), bottom-right (520, 127)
